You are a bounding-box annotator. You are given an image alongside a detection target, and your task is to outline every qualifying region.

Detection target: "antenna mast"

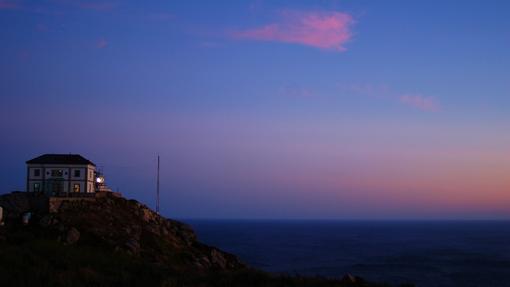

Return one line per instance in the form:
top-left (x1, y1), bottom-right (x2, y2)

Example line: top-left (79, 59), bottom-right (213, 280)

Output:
top-left (156, 155), bottom-right (160, 214)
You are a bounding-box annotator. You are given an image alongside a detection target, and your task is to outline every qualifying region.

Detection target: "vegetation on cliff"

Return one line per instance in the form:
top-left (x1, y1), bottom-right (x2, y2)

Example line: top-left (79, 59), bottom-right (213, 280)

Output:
top-left (0, 192), bottom-right (412, 287)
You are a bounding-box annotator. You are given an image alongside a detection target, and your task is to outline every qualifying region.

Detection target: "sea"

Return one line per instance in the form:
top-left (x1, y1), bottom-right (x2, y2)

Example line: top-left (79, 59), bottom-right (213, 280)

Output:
top-left (186, 220), bottom-right (510, 287)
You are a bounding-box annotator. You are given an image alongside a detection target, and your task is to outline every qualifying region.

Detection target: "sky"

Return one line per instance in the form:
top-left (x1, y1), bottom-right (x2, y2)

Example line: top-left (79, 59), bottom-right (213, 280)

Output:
top-left (1, 0), bottom-right (510, 219)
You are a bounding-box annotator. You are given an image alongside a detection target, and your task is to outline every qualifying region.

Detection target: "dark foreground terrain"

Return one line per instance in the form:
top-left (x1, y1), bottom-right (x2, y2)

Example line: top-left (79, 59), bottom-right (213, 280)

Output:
top-left (0, 192), bottom-right (410, 287)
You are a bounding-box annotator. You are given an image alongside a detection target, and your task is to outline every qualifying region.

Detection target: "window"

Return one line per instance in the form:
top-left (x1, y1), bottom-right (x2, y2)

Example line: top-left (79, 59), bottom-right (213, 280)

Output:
top-left (51, 170), bottom-right (63, 177)
top-left (74, 170), bottom-right (81, 177)
top-left (34, 183), bottom-right (40, 192)
top-left (73, 184), bottom-right (80, 193)
top-left (33, 169), bottom-right (41, 177)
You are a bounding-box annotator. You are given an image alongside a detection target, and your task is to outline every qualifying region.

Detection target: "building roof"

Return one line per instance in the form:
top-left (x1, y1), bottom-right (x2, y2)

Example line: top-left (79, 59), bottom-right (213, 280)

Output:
top-left (26, 154), bottom-right (96, 166)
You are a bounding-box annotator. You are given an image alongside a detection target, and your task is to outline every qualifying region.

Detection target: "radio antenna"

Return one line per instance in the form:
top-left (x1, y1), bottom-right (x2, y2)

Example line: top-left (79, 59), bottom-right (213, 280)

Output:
top-left (156, 154), bottom-right (160, 214)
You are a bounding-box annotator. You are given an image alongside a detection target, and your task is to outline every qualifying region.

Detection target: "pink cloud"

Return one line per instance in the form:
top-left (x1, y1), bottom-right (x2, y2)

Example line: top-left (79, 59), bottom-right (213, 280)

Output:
top-left (231, 10), bottom-right (354, 51)
top-left (400, 94), bottom-right (441, 112)
top-left (96, 38), bottom-right (108, 49)
top-left (0, 0), bottom-right (19, 9)
top-left (339, 82), bottom-right (442, 113)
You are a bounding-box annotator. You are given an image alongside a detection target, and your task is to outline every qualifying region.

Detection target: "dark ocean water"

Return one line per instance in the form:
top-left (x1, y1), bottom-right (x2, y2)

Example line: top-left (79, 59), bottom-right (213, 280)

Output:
top-left (185, 220), bottom-right (510, 287)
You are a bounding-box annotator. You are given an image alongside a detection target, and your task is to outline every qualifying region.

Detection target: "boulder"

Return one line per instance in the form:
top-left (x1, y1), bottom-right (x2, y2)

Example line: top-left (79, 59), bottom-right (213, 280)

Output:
top-left (65, 227), bottom-right (80, 245)
top-left (140, 207), bottom-right (155, 222)
top-left (125, 238), bottom-right (140, 254)
top-left (210, 249), bottom-right (228, 269)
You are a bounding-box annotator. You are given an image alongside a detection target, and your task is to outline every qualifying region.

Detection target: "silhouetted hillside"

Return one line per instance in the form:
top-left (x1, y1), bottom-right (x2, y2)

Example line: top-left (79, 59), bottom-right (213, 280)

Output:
top-left (0, 192), bottom-right (412, 287)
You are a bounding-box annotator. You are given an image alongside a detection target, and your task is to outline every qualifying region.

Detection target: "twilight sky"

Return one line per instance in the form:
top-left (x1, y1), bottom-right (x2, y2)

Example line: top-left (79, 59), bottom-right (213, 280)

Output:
top-left (1, 0), bottom-right (510, 219)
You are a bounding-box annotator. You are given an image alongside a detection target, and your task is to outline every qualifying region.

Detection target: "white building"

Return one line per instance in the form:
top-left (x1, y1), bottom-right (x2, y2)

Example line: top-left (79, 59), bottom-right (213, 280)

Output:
top-left (26, 154), bottom-right (97, 195)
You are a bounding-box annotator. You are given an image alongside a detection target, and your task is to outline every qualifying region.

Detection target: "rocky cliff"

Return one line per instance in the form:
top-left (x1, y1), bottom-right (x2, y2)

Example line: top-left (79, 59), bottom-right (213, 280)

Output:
top-left (0, 192), bottom-right (410, 287)
top-left (0, 191), bottom-right (243, 271)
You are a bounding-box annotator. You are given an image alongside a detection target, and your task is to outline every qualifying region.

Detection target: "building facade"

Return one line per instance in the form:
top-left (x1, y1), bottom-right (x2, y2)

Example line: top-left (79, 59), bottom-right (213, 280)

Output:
top-left (26, 154), bottom-right (97, 196)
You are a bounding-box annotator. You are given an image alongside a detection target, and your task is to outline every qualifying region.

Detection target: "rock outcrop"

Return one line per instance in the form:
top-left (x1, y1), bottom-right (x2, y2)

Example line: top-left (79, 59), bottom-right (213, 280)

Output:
top-left (0, 191), bottom-right (244, 271)
top-left (0, 191), bottom-right (404, 287)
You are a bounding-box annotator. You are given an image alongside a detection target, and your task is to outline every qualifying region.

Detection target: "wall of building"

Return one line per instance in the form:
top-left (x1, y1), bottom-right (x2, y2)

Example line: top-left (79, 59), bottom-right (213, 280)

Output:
top-left (27, 164), bottom-right (96, 194)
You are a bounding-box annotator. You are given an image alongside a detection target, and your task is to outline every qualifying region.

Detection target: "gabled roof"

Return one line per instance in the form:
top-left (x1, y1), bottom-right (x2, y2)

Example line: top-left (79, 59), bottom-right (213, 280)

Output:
top-left (26, 154), bottom-right (96, 166)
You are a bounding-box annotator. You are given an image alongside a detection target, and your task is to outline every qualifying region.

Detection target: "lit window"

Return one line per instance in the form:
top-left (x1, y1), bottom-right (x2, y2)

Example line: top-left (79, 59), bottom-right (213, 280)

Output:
top-left (33, 169), bottom-right (40, 177)
top-left (51, 170), bottom-right (63, 177)
top-left (73, 184), bottom-right (80, 193)
top-left (74, 170), bottom-right (81, 177)
top-left (34, 183), bottom-right (40, 192)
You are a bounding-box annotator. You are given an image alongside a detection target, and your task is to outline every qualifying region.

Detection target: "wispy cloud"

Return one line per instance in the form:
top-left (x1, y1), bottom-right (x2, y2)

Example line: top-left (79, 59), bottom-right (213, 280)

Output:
top-left (0, 0), bottom-right (19, 9)
top-left (400, 94), bottom-right (440, 112)
top-left (0, 0), bottom-right (116, 13)
top-left (339, 83), bottom-right (442, 112)
top-left (96, 38), bottom-right (108, 49)
top-left (35, 23), bottom-right (49, 32)
top-left (44, 0), bottom-right (117, 12)
top-left (231, 10), bottom-right (354, 51)
top-left (279, 84), bottom-right (315, 98)
top-left (78, 1), bottom-right (116, 12)
top-left (18, 49), bottom-right (30, 62)
top-left (347, 83), bottom-right (392, 99)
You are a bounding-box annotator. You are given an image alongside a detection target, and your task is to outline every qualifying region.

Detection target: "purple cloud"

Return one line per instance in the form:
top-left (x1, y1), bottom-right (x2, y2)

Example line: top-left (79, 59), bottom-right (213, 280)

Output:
top-left (400, 94), bottom-right (441, 112)
top-left (339, 83), bottom-right (442, 112)
top-left (18, 49), bottom-right (30, 62)
top-left (0, 0), bottom-right (19, 9)
top-left (96, 38), bottom-right (108, 49)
